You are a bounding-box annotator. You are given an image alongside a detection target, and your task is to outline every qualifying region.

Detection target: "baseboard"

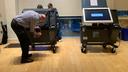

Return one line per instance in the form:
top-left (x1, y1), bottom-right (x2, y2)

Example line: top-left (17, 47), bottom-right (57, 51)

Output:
top-left (8, 38), bottom-right (19, 43)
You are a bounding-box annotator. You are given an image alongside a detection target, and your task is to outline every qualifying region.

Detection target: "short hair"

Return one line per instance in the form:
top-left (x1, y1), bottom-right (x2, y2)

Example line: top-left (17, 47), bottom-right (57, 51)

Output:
top-left (48, 3), bottom-right (53, 8)
top-left (37, 4), bottom-right (43, 9)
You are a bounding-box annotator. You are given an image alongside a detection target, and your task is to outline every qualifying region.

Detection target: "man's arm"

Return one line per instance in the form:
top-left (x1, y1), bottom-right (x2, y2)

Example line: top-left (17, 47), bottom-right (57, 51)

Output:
top-left (30, 17), bottom-right (35, 32)
top-left (30, 17), bottom-right (42, 38)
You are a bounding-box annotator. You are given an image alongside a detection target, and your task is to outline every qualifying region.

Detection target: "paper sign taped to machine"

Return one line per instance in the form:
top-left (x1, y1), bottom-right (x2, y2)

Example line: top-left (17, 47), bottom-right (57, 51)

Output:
top-left (90, 0), bottom-right (98, 6)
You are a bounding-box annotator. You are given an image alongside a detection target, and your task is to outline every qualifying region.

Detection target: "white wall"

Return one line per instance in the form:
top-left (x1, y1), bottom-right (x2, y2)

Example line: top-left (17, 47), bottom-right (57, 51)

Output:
top-left (107, 0), bottom-right (128, 10)
top-left (4, 0), bottom-right (17, 40)
top-left (114, 0), bottom-right (128, 10)
top-left (17, 0), bottom-right (82, 16)
top-left (0, 0), bottom-right (5, 21)
top-left (107, 0), bottom-right (115, 9)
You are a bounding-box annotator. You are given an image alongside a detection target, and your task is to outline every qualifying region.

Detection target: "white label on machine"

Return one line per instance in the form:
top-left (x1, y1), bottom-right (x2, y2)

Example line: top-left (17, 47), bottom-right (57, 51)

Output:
top-left (90, 0), bottom-right (98, 6)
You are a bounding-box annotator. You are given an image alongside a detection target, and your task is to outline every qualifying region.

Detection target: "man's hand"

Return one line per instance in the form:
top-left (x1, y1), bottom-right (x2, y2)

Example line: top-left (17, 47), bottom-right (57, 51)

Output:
top-left (34, 26), bottom-right (41, 32)
top-left (34, 31), bottom-right (42, 38)
top-left (34, 26), bottom-right (42, 38)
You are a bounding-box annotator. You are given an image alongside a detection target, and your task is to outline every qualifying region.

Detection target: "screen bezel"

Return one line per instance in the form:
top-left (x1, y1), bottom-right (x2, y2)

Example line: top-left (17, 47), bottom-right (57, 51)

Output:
top-left (83, 7), bottom-right (113, 23)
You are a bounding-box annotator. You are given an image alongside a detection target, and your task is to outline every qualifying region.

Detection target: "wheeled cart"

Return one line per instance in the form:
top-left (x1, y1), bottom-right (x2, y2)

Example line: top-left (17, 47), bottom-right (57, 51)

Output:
top-left (81, 8), bottom-right (121, 53)
top-left (27, 28), bottom-right (57, 53)
top-left (23, 8), bottom-right (59, 53)
top-left (80, 24), bottom-right (120, 53)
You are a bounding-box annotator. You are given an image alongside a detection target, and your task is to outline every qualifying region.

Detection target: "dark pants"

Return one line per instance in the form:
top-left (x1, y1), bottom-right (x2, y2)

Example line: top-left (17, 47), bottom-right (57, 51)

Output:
top-left (11, 19), bottom-right (30, 60)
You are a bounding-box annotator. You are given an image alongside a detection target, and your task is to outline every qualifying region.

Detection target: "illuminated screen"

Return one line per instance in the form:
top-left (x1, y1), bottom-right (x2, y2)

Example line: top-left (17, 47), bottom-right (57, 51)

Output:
top-left (91, 13), bottom-right (103, 17)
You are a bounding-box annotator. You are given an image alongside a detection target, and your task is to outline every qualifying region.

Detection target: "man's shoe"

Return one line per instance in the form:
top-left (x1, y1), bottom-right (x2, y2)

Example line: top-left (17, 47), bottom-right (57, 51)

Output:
top-left (21, 58), bottom-right (33, 63)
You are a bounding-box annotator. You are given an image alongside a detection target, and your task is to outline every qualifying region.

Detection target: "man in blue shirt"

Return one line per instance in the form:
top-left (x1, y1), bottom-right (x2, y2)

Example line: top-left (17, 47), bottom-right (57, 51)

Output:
top-left (11, 10), bottom-right (46, 63)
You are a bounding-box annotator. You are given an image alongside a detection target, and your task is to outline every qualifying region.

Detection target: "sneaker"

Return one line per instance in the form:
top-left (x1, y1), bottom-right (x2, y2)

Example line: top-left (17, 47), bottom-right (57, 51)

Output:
top-left (21, 58), bottom-right (33, 63)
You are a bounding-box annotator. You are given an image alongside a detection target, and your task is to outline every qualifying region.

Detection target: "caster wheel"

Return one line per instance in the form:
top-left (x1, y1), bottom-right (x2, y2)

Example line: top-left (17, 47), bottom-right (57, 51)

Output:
top-left (52, 47), bottom-right (56, 53)
top-left (51, 45), bottom-right (56, 53)
top-left (111, 48), bottom-right (116, 53)
top-left (81, 47), bottom-right (87, 53)
top-left (103, 44), bottom-right (107, 48)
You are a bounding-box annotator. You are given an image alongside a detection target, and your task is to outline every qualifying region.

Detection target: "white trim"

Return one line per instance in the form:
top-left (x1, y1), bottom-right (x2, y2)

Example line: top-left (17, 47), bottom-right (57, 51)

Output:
top-left (82, 7), bottom-right (113, 23)
top-left (8, 38), bottom-right (19, 43)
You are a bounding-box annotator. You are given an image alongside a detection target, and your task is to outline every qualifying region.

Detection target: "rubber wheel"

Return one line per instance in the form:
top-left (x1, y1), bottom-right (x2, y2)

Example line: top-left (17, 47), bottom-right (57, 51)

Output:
top-left (51, 45), bottom-right (56, 53)
top-left (111, 48), bottom-right (116, 53)
top-left (53, 47), bottom-right (56, 53)
top-left (103, 44), bottom-right (107, 48)
top-left (81, 47), bottom-right (87, 53)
